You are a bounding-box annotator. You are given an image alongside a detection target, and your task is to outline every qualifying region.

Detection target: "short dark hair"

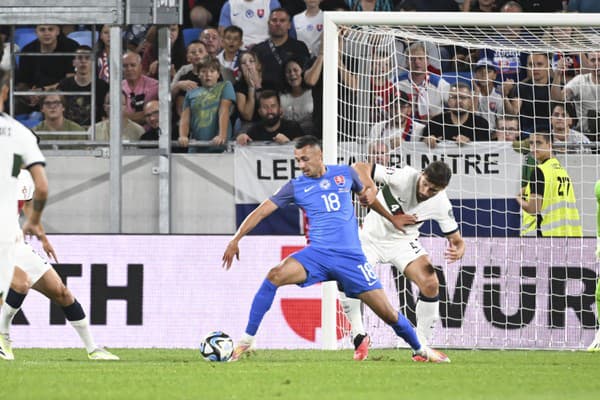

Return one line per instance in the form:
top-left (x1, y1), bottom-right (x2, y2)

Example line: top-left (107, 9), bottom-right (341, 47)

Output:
top-left (269, 7), bottom-right (291, 20)
top-left (76, 45), bottom-right (93, 52)
top-left (295, 135), bottom-right (321, 150)
top-left (223, 25), bottom-right (243, 38)
top-left (423, 161), bottom-right (452, 187)
top-left (258, 90), bottom-right (280, 106)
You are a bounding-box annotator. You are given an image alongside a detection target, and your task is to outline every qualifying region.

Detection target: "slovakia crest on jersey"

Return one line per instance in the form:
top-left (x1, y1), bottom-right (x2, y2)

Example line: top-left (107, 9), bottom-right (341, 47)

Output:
top-left (257, 9), bottom-right (265, 18)
top-left (334, 175), bottom-right (345, 186)
top-left (316, 24), bottom-right (323, 32)
top-left (320, 179), bottom-right (331, 190)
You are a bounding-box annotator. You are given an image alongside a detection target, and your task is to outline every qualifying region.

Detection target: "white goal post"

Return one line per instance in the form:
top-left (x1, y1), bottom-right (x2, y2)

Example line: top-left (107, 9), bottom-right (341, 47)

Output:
top-left (321, 11), bottom-right (600, 350)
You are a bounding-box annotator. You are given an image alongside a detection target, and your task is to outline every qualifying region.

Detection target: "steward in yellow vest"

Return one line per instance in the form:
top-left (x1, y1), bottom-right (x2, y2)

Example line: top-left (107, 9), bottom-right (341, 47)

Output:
top-left (516, 131), bottom-right (582, 237)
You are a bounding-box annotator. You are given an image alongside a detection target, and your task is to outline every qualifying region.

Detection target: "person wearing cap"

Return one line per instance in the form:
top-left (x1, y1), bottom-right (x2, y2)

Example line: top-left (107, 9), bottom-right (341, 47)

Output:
top-left (473, 58), bottom-right (504, 131)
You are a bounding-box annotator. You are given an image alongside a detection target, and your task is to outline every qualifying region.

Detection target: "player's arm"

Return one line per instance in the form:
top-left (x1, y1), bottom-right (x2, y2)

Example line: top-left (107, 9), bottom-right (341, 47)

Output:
top-left (22, 164), bottom-right (48, 240)
top-left (22, 200), bottom-right (57, 262)
top-left (222, 199), bottom-right (279, 270)
top-left (352, 162), bottom-right (377, 206)
top-left (444, 230), bottom-right (465, 263)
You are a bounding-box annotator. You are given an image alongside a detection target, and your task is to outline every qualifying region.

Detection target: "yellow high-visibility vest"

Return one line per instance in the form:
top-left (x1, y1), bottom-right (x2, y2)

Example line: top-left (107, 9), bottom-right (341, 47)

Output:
top-left (521, 158), bottom-right (582, 237)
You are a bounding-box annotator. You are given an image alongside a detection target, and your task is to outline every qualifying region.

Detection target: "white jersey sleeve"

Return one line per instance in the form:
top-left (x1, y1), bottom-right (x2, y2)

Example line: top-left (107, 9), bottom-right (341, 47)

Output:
top-left (0, 114), bottom-right (45, 241)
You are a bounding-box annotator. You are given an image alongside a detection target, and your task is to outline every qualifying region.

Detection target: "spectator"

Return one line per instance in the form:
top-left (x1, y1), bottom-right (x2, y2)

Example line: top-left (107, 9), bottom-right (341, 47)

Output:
top-left (171, 41), bottom-right (209, 118)
top-left (552, 51), bottom-right (600, 142)
top-left (280, 56), bottom-right (322, 136)
top-left (96, 24), bottom-right (111, 82)
top-left (367, 140), bottom-right (391, 166)
top-left (200, 28), bottom-right (223, 57)
top-left (178, 56), bottom-right (236, 153)
top-left (550, 102), bottom-right (591, 152)
top-left (121, 51), bottom-right (159, 126)
top-left (422, 82), bottom-right (490, 148)
top-left (369, 90), bottom-right (425, 148)
top-left (123, 24), bottom-right (151, 54)
top-left (141, 25), bottom-right (187, 79)
top-left (253, 8), bottom-right (311, 92)
top-left (15, 25), bottom-right (79, 114)
top-left (33, 94), bottom-right (86, 140)
top-left (140, 100), bottom-right (160, 141)
top-left (57, 45), bottom-right (109, 128)
top-left (462, 0), bottom-right (498, 12)
top-left (217, 25), bottom-right (244, 83)
top-left (516, 130), bottom-right (582, 237)
top-left (519, 0), bottom-right (564, 12)
top-left (189, 5), bottom-right (213, 29)
top-left (236, 90), bottom-right (304, 145)
top-left (234, 51), bottom-right (279, 132)
top-left (87, 92), bottom-right (145, 142)
top-left (293, 0), bottom-right (324, 57)
top-left (472, 58), bottom-right (504, 130)
top-left (508, 52), bottom-right (552, 135)
top-left (396, 41), bottom-right (451, 123)
top-left (493, 115), bottom-right (520, 141)
top-left (345, 0), bottom-right (393, 11)
top-left (568, 0), bottom-right (600, 12)
top-left (219, 0), bottom-right (281, 50)
top-left (0, 26), bottom-right (18, 72)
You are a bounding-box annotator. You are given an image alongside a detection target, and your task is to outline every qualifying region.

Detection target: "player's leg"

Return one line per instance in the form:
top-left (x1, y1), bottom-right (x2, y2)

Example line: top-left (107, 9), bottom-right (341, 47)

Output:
top-left (358, 289), bottom-right (448, 363)
top-left (403, 254), bottom-right (440, 346)
top-left (0, 264), bottom-right (25, 361)
top-left (588, 279), bottom-right (600, 352)
top-left (232, 256), bottom-right (309, 361)
top-left (31, 268), bottom-right (118, 360)
top-left (338, 240), bottom-right (380, 360)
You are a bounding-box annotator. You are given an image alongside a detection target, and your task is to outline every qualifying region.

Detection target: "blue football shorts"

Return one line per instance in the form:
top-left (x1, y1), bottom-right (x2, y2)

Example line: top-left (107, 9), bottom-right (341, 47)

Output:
top-left (290, 245), bottom-right (382, 298)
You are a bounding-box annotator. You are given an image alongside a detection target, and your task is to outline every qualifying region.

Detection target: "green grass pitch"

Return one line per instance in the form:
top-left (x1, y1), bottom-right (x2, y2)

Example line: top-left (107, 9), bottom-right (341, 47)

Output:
top-left (2, 348), bottom-right (599, 400)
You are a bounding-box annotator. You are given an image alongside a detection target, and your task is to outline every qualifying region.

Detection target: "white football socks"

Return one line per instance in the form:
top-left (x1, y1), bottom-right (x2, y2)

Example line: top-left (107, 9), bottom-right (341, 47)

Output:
top-left (339, 291), bottom-right (366, 339)
top-left (0, 303), bottom-right (19, 334)
top-left (69, 318), bottom-right (97, 353)
top-left (415, 299), bottom-right (440, 346)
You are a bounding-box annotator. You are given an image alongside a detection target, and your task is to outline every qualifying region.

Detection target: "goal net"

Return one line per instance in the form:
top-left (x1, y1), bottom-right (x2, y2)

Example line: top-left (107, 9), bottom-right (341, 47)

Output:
top-left (322, 12), bottom-right (600, 350)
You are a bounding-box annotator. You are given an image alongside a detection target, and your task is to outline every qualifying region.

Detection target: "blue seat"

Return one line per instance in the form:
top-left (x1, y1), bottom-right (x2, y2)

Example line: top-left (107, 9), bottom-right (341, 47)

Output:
top-left (183, 28), bottom-right (202, 48)
top-left (68, 30), bottom-right (97, 47)
top-left (14, 27), bottom-right (36, 36)
top-left (14, 32), bottom-right (37, 50)
top-left (15, 112), bottom-right (43, 129)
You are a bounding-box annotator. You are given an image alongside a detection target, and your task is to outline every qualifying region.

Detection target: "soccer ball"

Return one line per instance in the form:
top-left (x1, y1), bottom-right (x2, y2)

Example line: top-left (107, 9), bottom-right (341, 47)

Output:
top-left (199, 331), bottom-right (234, 362)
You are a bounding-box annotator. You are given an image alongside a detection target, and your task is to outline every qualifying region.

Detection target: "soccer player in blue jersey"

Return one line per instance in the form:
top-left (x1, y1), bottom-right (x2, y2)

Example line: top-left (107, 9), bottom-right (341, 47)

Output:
top-left (222, 135), bottom-right (449, 362)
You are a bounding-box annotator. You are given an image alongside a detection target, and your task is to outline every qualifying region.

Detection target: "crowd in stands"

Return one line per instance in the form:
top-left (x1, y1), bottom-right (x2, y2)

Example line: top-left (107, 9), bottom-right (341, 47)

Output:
top-left (0, 0), bottom-right (599, 155)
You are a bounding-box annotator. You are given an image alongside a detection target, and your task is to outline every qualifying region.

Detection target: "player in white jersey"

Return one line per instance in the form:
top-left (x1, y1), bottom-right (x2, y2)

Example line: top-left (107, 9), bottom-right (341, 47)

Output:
top-left (0, 170), bottom-right (119, 361)
top-left (0, 57), bottom-right (47, 358)
top-left (340, 160), bottom-right (465, 361)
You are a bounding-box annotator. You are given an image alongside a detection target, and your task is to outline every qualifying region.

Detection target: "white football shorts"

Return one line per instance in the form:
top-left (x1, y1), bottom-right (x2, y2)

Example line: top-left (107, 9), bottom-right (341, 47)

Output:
top-left (14, 240), bottom-right (51, 284)
top-left (360, 234), bottom-right (429, 274)
top-left (0, 243), bottom-right (17, 301)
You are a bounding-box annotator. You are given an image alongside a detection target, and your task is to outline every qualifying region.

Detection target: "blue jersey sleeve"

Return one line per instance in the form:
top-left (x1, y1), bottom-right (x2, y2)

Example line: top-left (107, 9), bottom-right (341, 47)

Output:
top-left (218, 3), bottom-right (232, 27)
top-left (349, 167), bottom-right (364, 194)
top-left (269, 180), bottom-right (295, 208)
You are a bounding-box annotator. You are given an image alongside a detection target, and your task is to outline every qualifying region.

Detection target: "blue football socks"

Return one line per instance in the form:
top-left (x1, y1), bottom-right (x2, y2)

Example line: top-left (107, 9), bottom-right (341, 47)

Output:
top-left (391, 312), bottom-right (421, 350)
top-left (245, 279), bottom-right (278, 336)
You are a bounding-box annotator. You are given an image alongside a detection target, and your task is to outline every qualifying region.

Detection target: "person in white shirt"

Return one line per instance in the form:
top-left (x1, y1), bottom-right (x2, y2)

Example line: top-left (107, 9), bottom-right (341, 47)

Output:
top-left (552, 51), bottom-right (600, 141)
top-left (0, 63), bottom-right (47, 361)
top-left (473, 58), bottom-right (504, 131)
top-left (293, 0), bottom-right (323, 57)
top-left (339, 161), bottom-right (465, 359)
top-left (0, 170), bottom-right (119, 361)
top-left (218, 0), bottom-right (282, 49)
top-left (396, 41), bottom-right (451, 123)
